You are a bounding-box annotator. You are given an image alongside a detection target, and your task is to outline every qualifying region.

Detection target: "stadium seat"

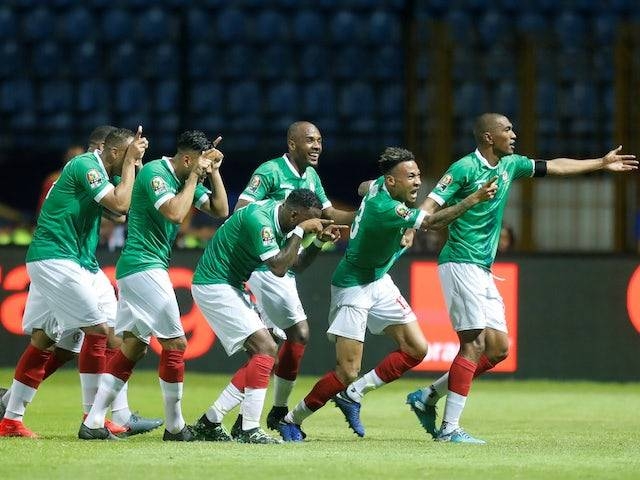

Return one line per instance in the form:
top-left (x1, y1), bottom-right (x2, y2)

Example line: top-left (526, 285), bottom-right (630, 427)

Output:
top-left (108, 42), bottom-right (138, 78)
top-left (216, 8), bottom-right (248, 43)
top-left (253, 9), bottom-right (289, 43)
top-left (379, 84), bottom-right (403, 117)
top-left (478, 11), bottom-right (512, 46)
top-left (77, 79), bottom-right (109, 113)
top-left (485, 46), bottom-right (514, 81)
top-left (554, 11), bottom-right (586, 48)
top-left (371, 45), bottom-right (403, 81)
top-left (221, 45), bottom-right (253, 79)
top-left (57, 7), bottom-right (92, 43)
top-left (330, 11), bottom-right (363, 45)
top-left (101, 9), bottom-right (133, 44)
top-left (334, 46), bottom-right (368, 80)
top-left (452, 49), bottom-right (477, 81)
top-left (155, 80), bottom-right (180, 114)
top-left (137, 7), bottom-right (174, 44)
top-left (592, 13), bottom-right (616, 46)
top-left (516, 11), bottom-right (547, 36)
top-left (592, 47), bottom-right (613, 82)
top-left (21, 7), bottom-right (54, 41)
top-left (186, 8), bottom-right (215, 43)
top-left (566, 82), bottom-right (597, 132)
top-left (443, 10), bottom-right (475, 46)
top-left (299, 45), bottom-right (327, 80)
top-left (535, 80), bottom-right (558, 118)
top-left (493, 81), bottom-right (519, 119)
top-left (368, 10), bottom-right (401, 46)
top-left (68, 42), bottom-right (100, 78)
top-left (39, 80), bottom-right (73, 114)
top-left (453, 82), bottom-right (486, 118)
top-left (259, 45), bottom-right (294, 80)
top-left (189, 81), bottom-right (223, 115)
top-left (227, 81), bottom-right (261, 116)
top-left (115, 79), bottom-right (149, 114)
top-left (557, 47), bottom-right (590, 82)
top-left (189, 43), bottom-right (217, 79)
top-left (292, 11), bottom-right (324, 43)
top-left (266, 81), bottom-right (298, 116)
top-left (339, 82), bottom-right (375, 120)
top-left (303, 80), bottom-right (336, 117)
top-left (0, 79), bottom-right (34, 114)
top-left (0, 42), bottom-right (22, 78)
top-left (0, 7), bottom-right (17, 41)
top-left (144, 43), bottom-right (179, 79)
top-left (31, 41), bottom-right (62, 78)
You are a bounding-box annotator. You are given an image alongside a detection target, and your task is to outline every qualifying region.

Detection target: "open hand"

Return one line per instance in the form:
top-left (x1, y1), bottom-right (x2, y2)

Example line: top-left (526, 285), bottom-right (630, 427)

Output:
top-left (602, 145), bottom-right (638, 172)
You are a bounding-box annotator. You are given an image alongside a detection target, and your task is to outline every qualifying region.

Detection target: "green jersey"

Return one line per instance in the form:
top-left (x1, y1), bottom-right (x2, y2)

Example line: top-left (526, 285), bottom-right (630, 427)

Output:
top-left (193, 199), bottom-right (285, 289)
top-left (429, 149), bottom-right (534, 269)
top-left (332, 176), bottom-right (426, 287)
top-left (27, 152), bottom-right (114, 273)
top-left (116, 158), bottom-right (210, 279)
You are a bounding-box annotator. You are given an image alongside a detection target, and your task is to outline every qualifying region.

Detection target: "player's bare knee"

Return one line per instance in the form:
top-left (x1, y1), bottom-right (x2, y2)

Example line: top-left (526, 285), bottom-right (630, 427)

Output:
top-left (31, 329), bottom-right (56, 350)
top-left (285, 321), bottom-right (309, 344)
top-left (162, 337), bottom-right (187, 352)
top-left (336, 361), bottom-right (360, 384)
top-left (82, 323), bottom-right (110, 336)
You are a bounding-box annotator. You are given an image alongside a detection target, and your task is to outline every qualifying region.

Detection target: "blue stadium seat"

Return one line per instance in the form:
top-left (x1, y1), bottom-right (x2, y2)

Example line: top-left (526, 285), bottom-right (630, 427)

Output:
top-left (22, 7), bottom-right (54, 41)
top-left (299, 45), bottom-right (327, 80)
top-left (266, 81), bottom-right (298, 116)
top-left (493, 81), bottom-right (519, 119)
top-left (368, 10), bottom-right (401, 45)
top-left (592, 14), bottom-right (616, 46)
top-left (372, 45), bottom-right (402, 81)
top-left (155, 80), bottom-right (180, 114)
top-left (259, 45), bottom-right (294, 80)
top-left (137, 7), bottom-right (174, 44)
top-left (536, 81), bottom-right (557, 118)
top-left (0, 42), bottom-right (22, 78)
top-left (592, 47), bottom-right (613, 82)
top-left (0, 7), bottom-right (17, 41)
top-left (221, 45), bottom-right (253, 79)
top-left (0, 79), bottom-right (34, 114)
top-left (485, 46), bottom-right (514, 81)
top-left (453, 82), bottom-right (486, 118)
top-left (192, 114), bottom-right (225, 140)
top-left (186, 8), bottom-right (215, 43)
top-left (554, 11), bottom-right (586, 48)
top-left (115, 79), bottom-right (149, 114)
top-left (303, 80), bottom-right (336, 117)
top-left (478, 11), bottom-right (512, 46)
top-left (77, 79), bottom-right (109, 113)
top-left (189, 81), bottom-right (223, 115)
top-left (101, 9), bottom-right (133, 44)
top-left (557, 47), bottom-right (590, 82)
top-left (144, 43), bottom-right (179, 79)
top-left (444, 10), bottom-right (475, 46)
top-left (227, 81), bottom-right (261, 116)
top-left (32, 41), bottom-right (62, 78)
top-left (379, 84), bottom-right (403, 117)
top-left (565, 83), bottom-right (597, 132)
top-left (189, 43), bottom-right (217, 79)
top-left (452, 49), bottom-right (477, 81)
top-left (57, 7), bottom-right (92, 43)
top-left (516, 11), bottom-right (547, 35)
top-left (334, 46), bottom-right (368, 80)
top-left (109, 42), bottom-right (138, 78)
top-left (330, 11), bottom-right (363, 44)
top-left (68, 42), bottom-right (100, 78)
top-left (253, 10), bottom-right (289, 43)
top-left (292, 11), bottom-right (324, 43)
top-left (39, 80), bottom-right (73, 114)
top-left (339, 82), bottom-right (375, 134)
top-left (216, 8), bottom-right (248, 43)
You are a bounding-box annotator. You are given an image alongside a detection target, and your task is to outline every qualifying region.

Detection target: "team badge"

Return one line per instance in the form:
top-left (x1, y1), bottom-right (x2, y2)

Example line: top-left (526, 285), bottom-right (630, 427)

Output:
top-left (436, 174), bottom-right (453, 191)
top-left (150, 176), bottom-right (168, 195)
top-left (86, 169), bottom-right (103, 189)
top-left (248, 175), bottom-right (261, 193)
top-left (502, 171), bottom-right (509, 182)
top-left (395, 204), bottom-right (411, 219)
top-left (261, 226), bottom-right (275, 246)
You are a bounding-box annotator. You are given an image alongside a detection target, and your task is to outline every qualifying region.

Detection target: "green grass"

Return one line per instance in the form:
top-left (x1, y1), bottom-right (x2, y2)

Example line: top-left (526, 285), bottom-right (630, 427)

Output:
top-left (1, 368), bottom-right (639, 480)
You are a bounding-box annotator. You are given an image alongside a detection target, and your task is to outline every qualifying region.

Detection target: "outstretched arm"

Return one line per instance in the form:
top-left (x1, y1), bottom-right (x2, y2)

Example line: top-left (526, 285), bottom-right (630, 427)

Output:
top-left (546, 146), bottom-right (637, 176)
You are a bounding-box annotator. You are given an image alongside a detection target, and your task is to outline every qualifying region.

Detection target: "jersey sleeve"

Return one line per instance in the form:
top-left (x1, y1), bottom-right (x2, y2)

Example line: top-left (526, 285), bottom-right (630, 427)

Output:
top-left (141, 168), bottom-right (176, 210)
top-left (245, 211), bottom-right (280, 262)
top-left (427, 162), bottom-right (467, 206)
top-left (193, 183), bottom-right (211, 209)
top-left (74, 156), bottom-right (114, 203)
top-left (238, 165), bottom-right (275, 203)
top-left (510, 154), bottom-right (536, 180)
top-left (309, 169), bottom-right (332, 209)
top-left (375, 200), bottom-right (426, 230)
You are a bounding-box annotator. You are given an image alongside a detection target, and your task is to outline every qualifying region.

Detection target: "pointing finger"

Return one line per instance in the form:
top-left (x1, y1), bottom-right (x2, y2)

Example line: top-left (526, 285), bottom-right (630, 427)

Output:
top-left (212, 136), bottom-right (222, 148)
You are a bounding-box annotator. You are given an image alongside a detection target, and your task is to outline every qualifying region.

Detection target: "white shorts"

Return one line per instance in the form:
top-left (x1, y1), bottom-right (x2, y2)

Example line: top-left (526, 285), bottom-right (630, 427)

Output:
top-left (247, 270), bottom-right (307, 332)
top-left (115, 269), bottom-right (184, 344)
top-left (327, 274), bottom-right (416, 343)
top-left (192, 283), bottom-right (266, 356)
top-left (23, 260), bottom-right (107, 338)
top-left (438, 262), bottom-right (507, 333)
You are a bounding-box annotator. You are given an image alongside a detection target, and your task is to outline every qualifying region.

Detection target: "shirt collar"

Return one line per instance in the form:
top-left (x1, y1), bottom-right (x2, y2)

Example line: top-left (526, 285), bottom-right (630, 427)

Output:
top-left (273, 202), bottom-right (283, 237)
top-left (162, 156), bottom-right (180, 182)
top-left (474, 149), bottom-right (499, 170)
top-left (283, 154), bottom-right (307, 179)
top-left (93, 151), bottom-right (109, 177)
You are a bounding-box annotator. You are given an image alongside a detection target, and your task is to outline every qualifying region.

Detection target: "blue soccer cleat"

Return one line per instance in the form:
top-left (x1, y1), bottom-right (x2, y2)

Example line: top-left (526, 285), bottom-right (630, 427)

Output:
top-left (276, 421), bottom-right (304, 442)
top-left (435, 427), bottom-right (486, 444)
top-left (333, 390), bottom-right (365, 437)
top-left (119, 412), bottom-right (164, 437)
top-left (406, 389), bottom-right (438, 439)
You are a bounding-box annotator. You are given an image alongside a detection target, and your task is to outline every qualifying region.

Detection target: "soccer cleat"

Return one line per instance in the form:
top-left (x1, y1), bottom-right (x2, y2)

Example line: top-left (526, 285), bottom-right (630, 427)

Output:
top-left (435, 427), bottom-right (486, 444)
top-left (406, 389), bottom-right (438, 438)
top-left (230, 414), bottom-right (242, 439)
top-left (162, 424), bottom-right (196, 442)
top-left (78, 422), bottom-right (120, 440)
top-left (236, 427), bottom-right (282, 444)
top-left (192, 414), bottom-right (232, 442)
top-left (120, 413), bottom-right (164, 437)
top-left (0, 418), bottom-right (38, 438)
top-left (266, 406), bottom-right (288, 431)
top-left (82, 414), bottom-right (127, 436)
top-left (333, 390), bottom-right (365, 437)
top-left (277, 420), bottom-right (304, 442)
top-left (0, 386), bottom-right (8, 419)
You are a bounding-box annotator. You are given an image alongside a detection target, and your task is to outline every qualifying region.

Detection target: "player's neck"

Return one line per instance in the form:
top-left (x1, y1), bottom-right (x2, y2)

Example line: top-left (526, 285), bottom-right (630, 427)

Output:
top-left (477, 147), bottom-right (500, 167)
top-left (286, 154), bottom-right (306, 175)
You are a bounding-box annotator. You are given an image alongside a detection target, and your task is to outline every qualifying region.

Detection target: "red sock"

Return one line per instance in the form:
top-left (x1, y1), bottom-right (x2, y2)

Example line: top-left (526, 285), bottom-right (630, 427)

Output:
top-left (448, 355), bottom-right (477, 396)
top-left (158, 349), bottom-right (185, 383)
top-left (78, 334), bottom-right (107, 374)
top-left (14, 344), bottom-right (52, 389)
top-left (275, 341), bottom-right (306, 381)
top-left (231, 363), bottom-right (247, 391)
top-left (303, 371), bottom-right (345, 412)
top-left (374, 350), bottom-right (422, 383)
top-left (245, 354), bottom-right (275, 389)
top-left (107, 350), bottom-right (136, 383)
top-left (105, 347), bottom-right (119, 362)
top-left (42, 351), bottom-right (70, 381)
top-left (473, 354), bottom-right (495, 378)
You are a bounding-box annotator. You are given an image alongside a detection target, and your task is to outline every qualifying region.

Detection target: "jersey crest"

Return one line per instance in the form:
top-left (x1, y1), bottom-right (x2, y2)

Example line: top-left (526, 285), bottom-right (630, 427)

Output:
top-left (261, 226), bottom-right (275, 246)
top-left (436, 174), bottom-right (452, 191)
top-left (86, 169), bottom-right (103, 189)
top-left (248, 175), bottom-right (261, 193)
top-left (395, 204), bottom-right (411, 219)
top-left (150, 176), bottom-right (169, 196)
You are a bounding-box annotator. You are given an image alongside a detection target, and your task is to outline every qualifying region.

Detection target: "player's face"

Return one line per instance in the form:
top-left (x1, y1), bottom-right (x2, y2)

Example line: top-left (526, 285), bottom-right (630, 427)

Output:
top-left (107, 136), bottom-right (134, 176)
top-left (289, 125), bottom-right (322, 168)
top-left (283, 206), bottom-right (322, 232)
top-left (490, 117), bottom-right (517, 158)
top-left (388, 161), bottom-right (421, 204)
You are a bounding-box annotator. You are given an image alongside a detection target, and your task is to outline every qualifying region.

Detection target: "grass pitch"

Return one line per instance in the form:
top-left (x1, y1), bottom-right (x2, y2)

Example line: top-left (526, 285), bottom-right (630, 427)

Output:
top-left (1, 368), bottom-right (638, 479)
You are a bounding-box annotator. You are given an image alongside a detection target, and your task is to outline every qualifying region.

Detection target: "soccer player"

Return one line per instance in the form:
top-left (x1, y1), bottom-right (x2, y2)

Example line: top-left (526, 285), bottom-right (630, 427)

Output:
top-left (0, 126), bottom-right (162, 437)
top-left (192, 188), bottom-right (341, 444)
top-left (80, 131), bottom-right (228, 441)
top-left (0, 127), bottom-right (148, 438)
top-left (232, 121), bottom-right (355, 432)
top-left (276, 147), bottom-right (498, 442)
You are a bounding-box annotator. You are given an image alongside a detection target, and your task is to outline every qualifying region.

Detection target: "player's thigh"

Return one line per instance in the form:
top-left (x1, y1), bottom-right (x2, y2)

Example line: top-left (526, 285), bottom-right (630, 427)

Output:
top-left (192, 283), bottom-right (264, 356)
top-left (115, 269), bottom-right (183, 345)
top-left (327, 284), bottom-right (372, 343)
top-left (22, 283), bottom-right (62, 343)
top-left (247, 270), bottom-right (306, 330)
top-left (27, 260), bottom-right (104, 331)
top-left (93, 268), bottom-right (117, 328)
top-left (56, 329), bottom-right (85, 354)
top-left (367, 274), bottom-right (417, 335)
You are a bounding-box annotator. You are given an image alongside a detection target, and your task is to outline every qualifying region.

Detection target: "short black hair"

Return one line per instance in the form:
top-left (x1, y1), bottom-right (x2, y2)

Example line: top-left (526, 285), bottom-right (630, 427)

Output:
top-left (378, 147), bottom-right (415, 174)
top-left (177, 130), bottom-right (211, 152)
top-left (285, 188), bottom-right (322, 211)
top-left (88, 125), bottom-right (117, 147)
top-left (104, 128), bottom-right (134, 150)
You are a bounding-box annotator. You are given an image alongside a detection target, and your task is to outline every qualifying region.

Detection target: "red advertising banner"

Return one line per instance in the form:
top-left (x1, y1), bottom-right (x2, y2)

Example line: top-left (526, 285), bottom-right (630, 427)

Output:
top-left (409, 261), bottom-right (519, 372)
